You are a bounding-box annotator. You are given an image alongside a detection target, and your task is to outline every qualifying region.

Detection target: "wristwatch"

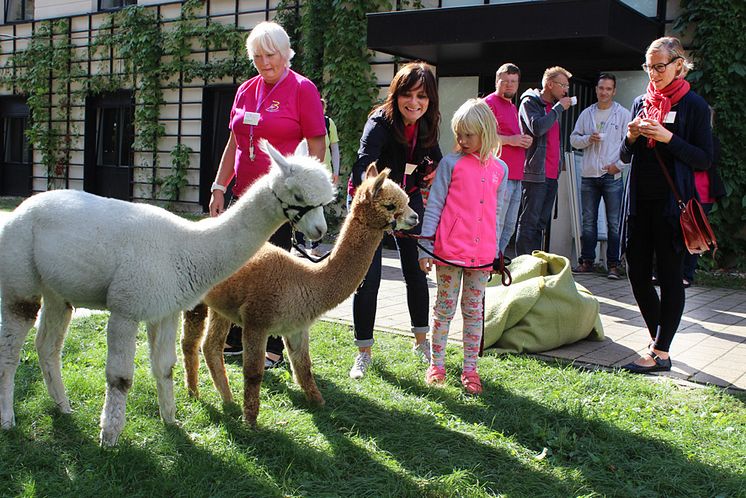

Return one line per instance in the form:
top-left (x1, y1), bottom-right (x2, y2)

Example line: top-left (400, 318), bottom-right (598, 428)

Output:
top-left (210, 182), bottom-right (226, 193)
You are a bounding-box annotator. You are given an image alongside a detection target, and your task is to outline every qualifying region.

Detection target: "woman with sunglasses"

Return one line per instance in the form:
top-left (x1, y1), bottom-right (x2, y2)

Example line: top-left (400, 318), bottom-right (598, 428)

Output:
top-left (620, 36), bottom-right (713, 373)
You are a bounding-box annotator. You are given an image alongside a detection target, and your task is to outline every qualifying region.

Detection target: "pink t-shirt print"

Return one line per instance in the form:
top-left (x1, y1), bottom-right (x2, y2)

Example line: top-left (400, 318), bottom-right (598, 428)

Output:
top-left (229, 69), bottom-right (325, 196)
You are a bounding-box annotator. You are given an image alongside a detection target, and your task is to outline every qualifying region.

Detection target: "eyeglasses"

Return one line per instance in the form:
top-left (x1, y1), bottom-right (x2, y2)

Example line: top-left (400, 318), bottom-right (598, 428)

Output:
top-left (641, 57), bottom-right (681, 73)
top-left (552, 80), bottom-right (569, 89)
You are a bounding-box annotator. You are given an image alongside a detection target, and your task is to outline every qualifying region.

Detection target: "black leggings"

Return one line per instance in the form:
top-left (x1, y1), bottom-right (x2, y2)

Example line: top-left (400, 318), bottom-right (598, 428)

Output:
top-left (626, 200), bottom-right (685, 352)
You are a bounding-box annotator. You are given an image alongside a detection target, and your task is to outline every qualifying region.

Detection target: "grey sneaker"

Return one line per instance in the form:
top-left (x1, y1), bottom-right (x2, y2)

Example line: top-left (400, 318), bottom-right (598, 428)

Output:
top-left (349, 352), bottom-right (372, 379)
top-left (413, 339), bottom-right (431, 364)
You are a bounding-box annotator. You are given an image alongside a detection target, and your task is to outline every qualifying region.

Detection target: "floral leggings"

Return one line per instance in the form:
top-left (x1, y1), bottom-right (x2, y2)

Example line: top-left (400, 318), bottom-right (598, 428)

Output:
top-left (431, 265), bottom-right (490, 372)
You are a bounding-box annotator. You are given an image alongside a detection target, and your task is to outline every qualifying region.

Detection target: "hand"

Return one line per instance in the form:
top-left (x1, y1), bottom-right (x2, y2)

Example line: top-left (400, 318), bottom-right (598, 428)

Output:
top-left (589, 132), bottom-right (602, 144)
top-left (422, 170), bottom-right (437, 187)
top-left (638, 118), bottom-right (673, 144)
top-left (419, 257), bottom-right (433, 273)
top-left (517, 134), bottom-right (533, 148)
top-left (332, 174), bottom-right (339, 184)
top-left (558, 96), bottom-right (572, 110)
top-left (604, 164), bottom-right (621, 175)
top-left (626, 117), bottom-right (643, 143)
top-left (209, 191), bottom-right (225, 217)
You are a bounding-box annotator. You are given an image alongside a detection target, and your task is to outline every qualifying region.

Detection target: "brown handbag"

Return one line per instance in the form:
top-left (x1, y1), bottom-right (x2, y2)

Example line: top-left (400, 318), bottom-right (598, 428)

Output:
top-left (653, 148), bottom-right (717, 255)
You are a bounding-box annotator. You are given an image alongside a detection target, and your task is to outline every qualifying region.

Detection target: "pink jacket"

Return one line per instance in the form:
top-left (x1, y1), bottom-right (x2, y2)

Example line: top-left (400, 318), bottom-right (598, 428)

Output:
top-left (420, 152), bottom-right (507, 266)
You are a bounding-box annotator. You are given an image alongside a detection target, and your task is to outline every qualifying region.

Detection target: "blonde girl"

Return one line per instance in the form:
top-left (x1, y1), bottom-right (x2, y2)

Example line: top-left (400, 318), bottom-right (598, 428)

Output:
top-left (418, 98), bottom-right (507, 394)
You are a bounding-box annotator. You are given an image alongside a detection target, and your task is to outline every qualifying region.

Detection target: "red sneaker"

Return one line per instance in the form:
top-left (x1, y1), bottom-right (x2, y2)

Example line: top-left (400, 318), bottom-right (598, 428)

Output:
top-left (460, 370), bottom-right (482, 395)
top-left (425, 365), bottom-right (446, 386)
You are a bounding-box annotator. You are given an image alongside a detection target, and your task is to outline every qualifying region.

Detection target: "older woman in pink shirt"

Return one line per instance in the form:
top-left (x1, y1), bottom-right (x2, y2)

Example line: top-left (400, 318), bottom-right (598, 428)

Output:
top-left (209, 21), bottom-right (326, 364)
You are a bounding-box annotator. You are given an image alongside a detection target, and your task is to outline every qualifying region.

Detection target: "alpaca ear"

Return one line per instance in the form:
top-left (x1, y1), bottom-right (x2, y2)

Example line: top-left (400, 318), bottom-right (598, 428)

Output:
top-left (371, 169), bottom-right (389, 198)
top-left (365, 162), bottom-right (379, 179)
top-left (294, 139), bottom-right (309, 157)
top-left (260, 139), bottom-right (292, 174)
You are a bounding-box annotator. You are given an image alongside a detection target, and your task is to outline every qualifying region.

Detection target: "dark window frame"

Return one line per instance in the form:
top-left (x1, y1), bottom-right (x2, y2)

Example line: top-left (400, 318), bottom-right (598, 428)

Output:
top-left (4, 0), bottom-right (34, 23)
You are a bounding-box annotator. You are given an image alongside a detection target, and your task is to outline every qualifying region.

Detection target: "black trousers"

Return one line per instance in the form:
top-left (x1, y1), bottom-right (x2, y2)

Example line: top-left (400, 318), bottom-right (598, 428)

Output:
top-left (351, 190), bottom-right (429, 345)
top-left (626, 200), bottom-right (685, 352)
top-left (227, 222), bottom-right (292, 356)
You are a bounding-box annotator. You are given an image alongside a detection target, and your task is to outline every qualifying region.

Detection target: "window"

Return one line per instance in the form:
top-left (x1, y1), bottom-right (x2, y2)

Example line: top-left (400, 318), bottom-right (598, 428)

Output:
top-left (84, 91), bottom-right (134, 200)
top-left (99, 0), bottom-right (137, 11)
top-left (0, 97), bottom-right (32, 196)
top-left (2, 115), bottom-right (29, 164)
top-left (95, 104), bottom-right (134, 168)
top-left (4, 0), bottom-right (34, 22)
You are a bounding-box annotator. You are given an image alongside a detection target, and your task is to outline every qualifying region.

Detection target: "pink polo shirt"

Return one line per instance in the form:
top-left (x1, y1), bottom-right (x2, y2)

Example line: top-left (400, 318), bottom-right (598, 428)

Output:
top-left (544, 101), bottom-right (560, 180)
top-left (229, 69), bottom-right (325, 196)
top-left (484, 92), bottom-right (525, 181)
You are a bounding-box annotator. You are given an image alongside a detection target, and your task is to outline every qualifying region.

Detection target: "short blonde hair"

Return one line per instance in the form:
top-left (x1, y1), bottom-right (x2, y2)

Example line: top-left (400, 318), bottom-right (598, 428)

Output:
top-left (451, 98), bottom-right (500, 162)
top-left (541, 66), bottom-right (572, 89)
top-left (246, 21), bottom-right (295, 67)
top-left (646, 36), bottom-right (694, 78)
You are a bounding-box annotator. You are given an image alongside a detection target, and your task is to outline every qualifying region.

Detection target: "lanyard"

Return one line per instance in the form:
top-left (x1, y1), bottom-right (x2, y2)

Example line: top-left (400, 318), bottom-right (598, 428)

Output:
top-left (249, 69), bottom-right (289, 161)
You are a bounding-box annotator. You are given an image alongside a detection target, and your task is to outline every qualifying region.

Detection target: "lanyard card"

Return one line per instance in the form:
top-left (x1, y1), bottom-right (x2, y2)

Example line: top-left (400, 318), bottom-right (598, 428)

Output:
top-left (243, 112), bottom-right (260, 126)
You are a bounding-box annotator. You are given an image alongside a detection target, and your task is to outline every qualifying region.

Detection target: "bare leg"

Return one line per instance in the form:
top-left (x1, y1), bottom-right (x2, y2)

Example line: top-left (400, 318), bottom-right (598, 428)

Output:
top-left (99, 313), bottom-right (139, 447)
top-left (35, 295), bottom-right (73, 413)
top-left (181, 303), bottom-right (208, 397)
top-left (0, 297), bottom-right (40, 429)
top-left (284, 329), bottom-right (324, 406)
top-left (202, 310), bottom-right (234, 403)
top-left (146, 312), bottom-right (178, 425)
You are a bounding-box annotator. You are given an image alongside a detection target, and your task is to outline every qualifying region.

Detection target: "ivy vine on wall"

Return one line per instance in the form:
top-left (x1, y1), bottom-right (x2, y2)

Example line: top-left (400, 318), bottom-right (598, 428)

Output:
top-left (676, 0), bottom-right (746, 269)
top-left (1, 1), bottom-right (253, 202)
top-left (0, 19), bottom-right (78, 187)
top-left (1, 0), bottom-right (398, 207)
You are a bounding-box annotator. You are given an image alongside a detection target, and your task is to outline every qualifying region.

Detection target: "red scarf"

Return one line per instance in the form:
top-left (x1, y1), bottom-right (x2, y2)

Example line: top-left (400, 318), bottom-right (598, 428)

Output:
top-left (642, 78), bottom-right (690, 148)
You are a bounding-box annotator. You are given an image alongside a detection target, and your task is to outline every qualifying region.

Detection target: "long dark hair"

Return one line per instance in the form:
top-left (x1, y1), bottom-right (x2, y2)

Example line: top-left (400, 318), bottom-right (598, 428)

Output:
top-left (373, 62), bottom-right (440, 148)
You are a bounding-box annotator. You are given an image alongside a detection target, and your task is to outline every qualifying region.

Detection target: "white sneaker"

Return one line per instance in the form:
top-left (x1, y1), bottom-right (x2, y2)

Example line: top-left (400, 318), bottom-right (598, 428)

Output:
top-left (309, 246), bottom-right (324, 257)
top-left (349, 352), bottom-right (371, 379)
top-left (290, 247), bottom-right (304, 257)
top-left (413, 339), bottom-right (431, 364)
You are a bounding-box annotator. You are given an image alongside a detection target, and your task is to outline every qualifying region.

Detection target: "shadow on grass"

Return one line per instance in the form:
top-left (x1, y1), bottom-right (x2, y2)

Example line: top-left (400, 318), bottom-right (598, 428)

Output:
top-left (3, 330), bottom-right (741, 497)
top-left (373, 362), bottom-right (743, 497)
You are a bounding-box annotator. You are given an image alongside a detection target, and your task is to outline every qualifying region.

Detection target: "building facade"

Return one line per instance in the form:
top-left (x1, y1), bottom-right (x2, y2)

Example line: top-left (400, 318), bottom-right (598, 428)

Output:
top-left (1, 0), bottom-right (686, 213)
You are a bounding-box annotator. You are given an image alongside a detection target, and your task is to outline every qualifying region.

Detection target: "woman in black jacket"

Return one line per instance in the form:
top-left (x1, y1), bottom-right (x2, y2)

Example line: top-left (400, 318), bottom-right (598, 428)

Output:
top-left (347, 62), bottom-right (442, 379)
top-left (620, 37), bottom-right (713, 373)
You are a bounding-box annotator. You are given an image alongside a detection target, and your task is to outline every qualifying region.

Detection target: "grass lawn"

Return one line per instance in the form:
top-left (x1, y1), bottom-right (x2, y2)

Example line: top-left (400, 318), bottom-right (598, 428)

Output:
top-left (1, 315), bottom-right (744, 497)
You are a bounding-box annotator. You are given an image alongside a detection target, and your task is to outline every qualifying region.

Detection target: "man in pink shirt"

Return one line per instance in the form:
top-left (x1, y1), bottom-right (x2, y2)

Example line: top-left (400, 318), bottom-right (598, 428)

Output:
top-left (484, 63), bottom-right (533, 256)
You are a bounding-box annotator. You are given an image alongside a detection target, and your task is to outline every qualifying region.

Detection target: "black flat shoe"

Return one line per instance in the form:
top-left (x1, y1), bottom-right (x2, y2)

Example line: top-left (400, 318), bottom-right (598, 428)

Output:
top-left (621, 352), bottom-right (672, 373)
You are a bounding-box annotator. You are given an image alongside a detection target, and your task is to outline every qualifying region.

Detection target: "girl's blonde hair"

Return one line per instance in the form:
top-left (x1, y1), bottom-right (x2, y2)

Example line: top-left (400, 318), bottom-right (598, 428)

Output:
top-left (451, 98), bottom-right (500, 162)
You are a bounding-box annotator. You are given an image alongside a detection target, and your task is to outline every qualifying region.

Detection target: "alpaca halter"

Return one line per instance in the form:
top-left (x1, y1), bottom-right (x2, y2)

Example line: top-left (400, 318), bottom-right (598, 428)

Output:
top-left (271, 188), bottom-right (329, 226)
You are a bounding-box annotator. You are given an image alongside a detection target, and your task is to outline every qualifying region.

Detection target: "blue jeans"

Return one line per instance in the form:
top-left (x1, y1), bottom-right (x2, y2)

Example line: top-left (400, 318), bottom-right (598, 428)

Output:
top-left (580, 174), bottom-right (623, 266)
top-left (498, 179), bottom-right (522, 256)
top-left (348, 190), bottom-right (429, 347)
top-left (515, 178), bottom-right (558, 255)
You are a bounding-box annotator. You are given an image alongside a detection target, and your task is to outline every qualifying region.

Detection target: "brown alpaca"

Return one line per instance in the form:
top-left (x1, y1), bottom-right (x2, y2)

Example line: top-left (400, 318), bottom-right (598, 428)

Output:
top-left (181, 165), bottom-right (418, 425)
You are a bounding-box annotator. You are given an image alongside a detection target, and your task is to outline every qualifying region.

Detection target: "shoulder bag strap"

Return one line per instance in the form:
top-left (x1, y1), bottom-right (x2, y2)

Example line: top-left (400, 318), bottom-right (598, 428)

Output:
top-left (653, 147), bottom-right (685, 210)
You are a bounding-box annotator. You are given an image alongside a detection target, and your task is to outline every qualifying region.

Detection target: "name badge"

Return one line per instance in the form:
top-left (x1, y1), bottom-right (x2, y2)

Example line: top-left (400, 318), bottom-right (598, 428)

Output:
top-left (663, 111), bottom-right (676, 124)
top-left (404, 163), bottom-right (418, 175)
top-left (243, 112), bottom-right (260, 126)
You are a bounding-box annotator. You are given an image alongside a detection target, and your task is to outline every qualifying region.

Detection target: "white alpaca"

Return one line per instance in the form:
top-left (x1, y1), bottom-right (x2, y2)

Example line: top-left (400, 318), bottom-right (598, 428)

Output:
top-left (181, 165), bottom-right (418, 426)
top-left (0, 140), bottom-right (334, 446)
